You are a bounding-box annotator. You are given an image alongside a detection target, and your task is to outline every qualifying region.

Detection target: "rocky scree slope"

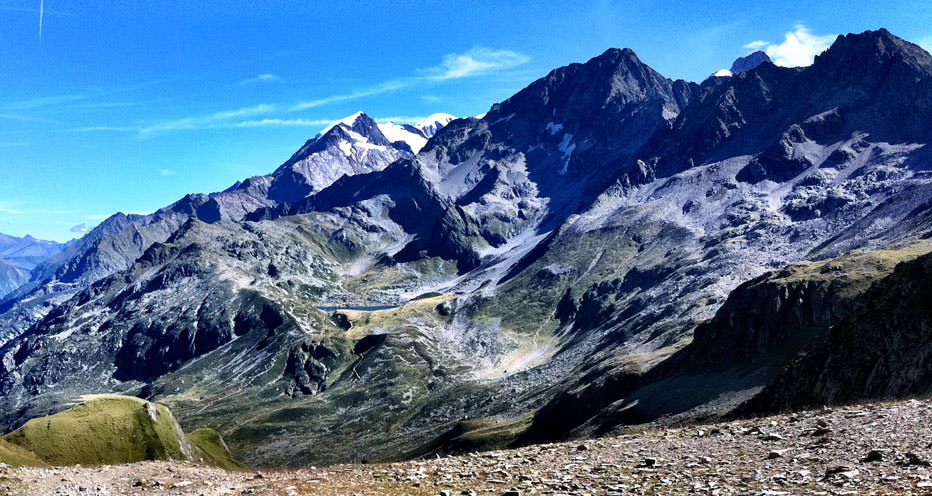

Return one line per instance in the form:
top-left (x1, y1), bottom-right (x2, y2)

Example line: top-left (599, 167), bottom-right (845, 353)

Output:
top-left (6, 397), bottom-right (932, 495)
top-left (2, 29), bottom-right (932, 466)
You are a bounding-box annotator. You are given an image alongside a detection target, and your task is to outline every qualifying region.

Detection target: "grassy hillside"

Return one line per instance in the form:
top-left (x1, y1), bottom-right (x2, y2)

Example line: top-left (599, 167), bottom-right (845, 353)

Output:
top-left (0, 395), bottom-right (244, 470)
top-left (188, 428), bottom-right (249, 471)
top-left (0, 439), bottom-right (46, 467)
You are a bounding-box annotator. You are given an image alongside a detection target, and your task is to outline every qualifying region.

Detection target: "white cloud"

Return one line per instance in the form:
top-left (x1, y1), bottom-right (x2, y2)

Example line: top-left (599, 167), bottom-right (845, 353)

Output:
top-left (138, 104), bottom-right (277, 135)
top-left (75, 47), bottom-right (527, 133)
top-left (744, 40), bottom-right (769, 50)
top-left (424, 47), bottom-right (531, 80)
top-left (232, 118), bottom-right (333, 128)
top-left (239, 73), bottom-right (281, 85)
top-left (0, 207), bottom-right (24, 215)
top-left (158, 168), bottom-right (175, 176)
top-left (292, 79), bottom-right (411, 111)
top-left (68, 125), bottom-right (141, 132)
top-left (70, 223), bottom-right (87, 233)
top-left (754, 25), bottom-right (837, 67)
top-left (292, 47), bottom-right (529, 110)
top-left (4, 94), bottom-right (87, 110)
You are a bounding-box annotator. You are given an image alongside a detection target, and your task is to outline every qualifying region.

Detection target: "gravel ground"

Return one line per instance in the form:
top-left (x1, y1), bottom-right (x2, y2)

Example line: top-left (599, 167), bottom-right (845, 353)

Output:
top-left (3, 397), bottom-right (932, 495)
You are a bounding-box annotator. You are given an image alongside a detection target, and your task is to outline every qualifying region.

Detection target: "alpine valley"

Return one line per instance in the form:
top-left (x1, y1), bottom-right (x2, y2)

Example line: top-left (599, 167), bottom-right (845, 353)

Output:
top-left (3, 28), bottom-right (932, 471)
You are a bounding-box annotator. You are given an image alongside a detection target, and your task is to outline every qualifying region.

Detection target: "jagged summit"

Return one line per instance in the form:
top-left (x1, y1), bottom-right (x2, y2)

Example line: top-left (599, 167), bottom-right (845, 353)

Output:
top-left (730, 50), bottom-right (771, 74)
top-left (710, 51), bottom-right (771, 78)
top-left (314, 110), bottom-right (369, 137)
top-left (814, 27), bottom-right (932, 74)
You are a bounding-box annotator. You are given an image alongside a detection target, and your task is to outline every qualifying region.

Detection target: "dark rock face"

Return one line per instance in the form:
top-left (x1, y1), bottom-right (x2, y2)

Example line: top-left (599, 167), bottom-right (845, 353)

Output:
top-left (741, 252), bottom-right (932, 413)
top-left (522, 250), bottom-right (911, 442)
top-left (330, 312), bottom-right (352, 331)
top-left (284, 342), bottom-right (339, 396)
top-left (354, 334), bottom-right (387, 355)
top-left (640, 29), bottom-right (932, 183)
top-left (687, 274), bottom-right (854, 364)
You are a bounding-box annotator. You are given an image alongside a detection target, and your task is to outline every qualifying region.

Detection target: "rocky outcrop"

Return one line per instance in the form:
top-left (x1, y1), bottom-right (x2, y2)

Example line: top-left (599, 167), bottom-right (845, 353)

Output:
top-left (522, 248), bottom-right (922, 443)
top-left (741, 251), bottom-right (932, 413)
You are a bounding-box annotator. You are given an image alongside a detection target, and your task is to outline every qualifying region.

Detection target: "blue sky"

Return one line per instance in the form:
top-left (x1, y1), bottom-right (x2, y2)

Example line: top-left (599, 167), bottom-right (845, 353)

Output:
top-left (1, 0), bottom-right (930, 241)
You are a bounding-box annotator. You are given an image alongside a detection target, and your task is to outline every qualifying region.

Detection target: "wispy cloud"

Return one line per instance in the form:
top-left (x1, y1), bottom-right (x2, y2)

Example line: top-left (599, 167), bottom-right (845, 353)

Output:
top-left (750, 25), bottom-right (836, 67)
top-left (158, 168), bottom-right (175, 176)
top-left (0, 2), bottom-right (68, 16)
top-left (138, 104), bottom-right (276, 135)
top-left (0, 112), bottom-right (51, 122)
top-left (239, 73), bottom-right (281, 85)
top-left (70, 223), bottom-right (87, 233)
top-left (66, 101), bottom-right (146, 110)
top-left (0, 201), bottom-right (74, 215)
top-left (421, 47), bottom-right (531, 80)
top-left (232, 118), bottom-right (332, 128)
top-left (68, 125), bottom-right (141, 132)
top-left (75, 47), bottom-right (528, 134)
top-left (5, 94), bottom-right (87, 110)
top-left (292, 79), bottom-right (411, 111)
top-left (0, 202), bottom-right (24, 215)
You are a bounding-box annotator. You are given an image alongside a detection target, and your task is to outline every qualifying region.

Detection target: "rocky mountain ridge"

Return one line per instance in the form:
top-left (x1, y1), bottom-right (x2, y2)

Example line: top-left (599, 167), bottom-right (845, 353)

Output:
top-left (0, 113), bottom-right (457, 344)
top-left (2, 28), bottom-right (932, 467)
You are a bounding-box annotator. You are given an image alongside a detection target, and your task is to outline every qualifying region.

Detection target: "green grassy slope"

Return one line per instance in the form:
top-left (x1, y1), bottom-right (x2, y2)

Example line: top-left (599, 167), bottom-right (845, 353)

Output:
top-left (188, 428), bottom-right (249, 471)
top-left (0, 395), bottom-right (244, 469)
top-left (0, 439), bottom-right (46, 467)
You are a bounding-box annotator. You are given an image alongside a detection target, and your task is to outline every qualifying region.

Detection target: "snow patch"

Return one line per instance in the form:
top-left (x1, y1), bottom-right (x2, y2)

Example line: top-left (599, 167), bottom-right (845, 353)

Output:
top-left (337, 140), bottom-right (353, 157)
top-left (558, 134), bottom-right (575, 175)
top-left (379, 122), bottom-right (428, 153)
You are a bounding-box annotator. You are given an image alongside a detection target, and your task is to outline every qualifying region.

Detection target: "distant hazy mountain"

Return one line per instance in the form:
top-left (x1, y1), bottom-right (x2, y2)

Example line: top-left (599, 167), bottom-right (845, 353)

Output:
top-left (0, 233), bottom-right (65, 272)
top-left (3, 28), bottom-right (932, 467)
top-left (0, 233), bottom-right (64, 298)
top-left (0, 258), bottom-right (26, 298)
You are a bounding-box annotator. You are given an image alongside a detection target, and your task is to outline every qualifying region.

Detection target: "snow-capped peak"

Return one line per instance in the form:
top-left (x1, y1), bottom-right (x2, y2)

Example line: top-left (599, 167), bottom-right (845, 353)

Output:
top-left (312, 111), bottom-right (456, 154)
top-left (415, 113), bottom-right (457, 137)
top-left (315, 111), bottom-right (368, 138)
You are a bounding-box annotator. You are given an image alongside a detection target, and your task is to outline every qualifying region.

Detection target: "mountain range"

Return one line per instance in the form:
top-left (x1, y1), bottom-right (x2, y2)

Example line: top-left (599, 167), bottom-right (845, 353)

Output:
top-left (2, 28), bottom-right (932, 467)
top-left (0, 234), bottom-right (65, 299)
